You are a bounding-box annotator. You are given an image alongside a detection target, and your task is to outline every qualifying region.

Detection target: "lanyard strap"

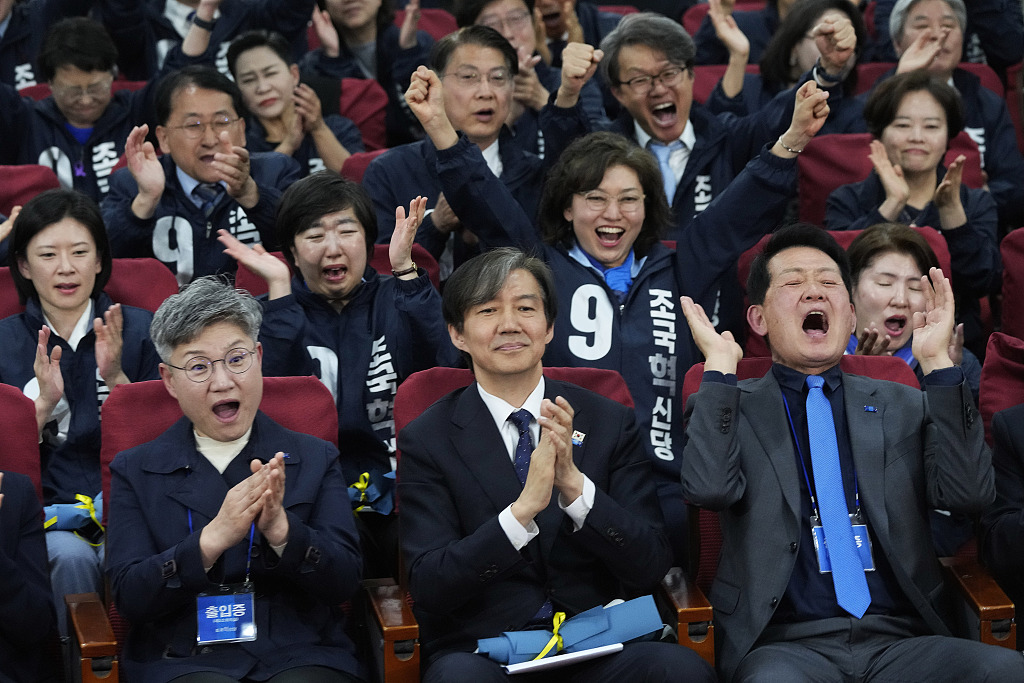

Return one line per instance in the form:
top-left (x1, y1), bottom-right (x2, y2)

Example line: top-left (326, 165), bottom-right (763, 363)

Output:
top-left (188, 509), bottom-right (256, 584)
top-left (781, 391), bottom-right (861, 520)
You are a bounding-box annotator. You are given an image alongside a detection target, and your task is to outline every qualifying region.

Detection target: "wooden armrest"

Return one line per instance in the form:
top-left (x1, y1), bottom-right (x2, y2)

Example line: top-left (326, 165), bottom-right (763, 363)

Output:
top-left (364, 578), bottom-right (419, 683)
top-left (66, 592), bottom-right (117, 657)
top-left (940, 557), bottom-right (1017, 649)
top-left (656, 567), bottom-right (715, 666)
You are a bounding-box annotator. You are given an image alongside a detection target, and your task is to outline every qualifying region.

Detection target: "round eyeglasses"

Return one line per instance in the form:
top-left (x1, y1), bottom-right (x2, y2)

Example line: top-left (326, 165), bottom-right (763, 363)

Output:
top-left (166, 347), bottom-right (256, 383)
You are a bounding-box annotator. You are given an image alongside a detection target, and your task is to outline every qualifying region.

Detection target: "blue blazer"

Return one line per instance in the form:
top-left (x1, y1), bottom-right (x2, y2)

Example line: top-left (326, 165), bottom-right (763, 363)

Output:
top-left (106, 412), bottom-right (363, 682)
top-left (398, 378), bottom-right (672, 660)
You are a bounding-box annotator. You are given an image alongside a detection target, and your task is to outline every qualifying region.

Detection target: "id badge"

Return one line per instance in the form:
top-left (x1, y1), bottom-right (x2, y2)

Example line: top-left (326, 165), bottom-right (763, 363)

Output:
top-left (810, 515), bottom-right (876, 574)
top-left (196, 582), bottom-right (257, 645)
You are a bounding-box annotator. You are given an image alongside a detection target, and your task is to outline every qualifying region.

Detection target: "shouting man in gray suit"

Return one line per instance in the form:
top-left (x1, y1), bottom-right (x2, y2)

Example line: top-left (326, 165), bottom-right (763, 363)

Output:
top-left (679, 224), bottom-right (1024, 682)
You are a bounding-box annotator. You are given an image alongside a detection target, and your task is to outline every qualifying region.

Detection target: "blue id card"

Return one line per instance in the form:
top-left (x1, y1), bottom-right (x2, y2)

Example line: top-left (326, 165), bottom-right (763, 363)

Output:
top-left (810, 515), bottom-right (876, 574)
top-left (196, 583), bottom-right (256, 645)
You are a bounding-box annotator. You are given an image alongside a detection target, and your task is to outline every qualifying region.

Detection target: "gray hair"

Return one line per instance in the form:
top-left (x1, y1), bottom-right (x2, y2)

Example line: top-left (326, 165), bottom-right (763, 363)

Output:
top-left (150, 276), bottom-right (262, 362)
top-left (889, 0), bottom-right (966, 48)
top-left (599, 12), bottom-right (696, 87)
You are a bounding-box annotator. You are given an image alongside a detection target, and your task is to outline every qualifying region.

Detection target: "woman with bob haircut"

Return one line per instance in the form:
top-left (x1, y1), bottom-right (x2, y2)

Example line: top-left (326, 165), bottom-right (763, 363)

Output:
top-left (403, 59), bottom-right (831, 562)
top-left (0, 188), bottom-right (160, 635)
top-left (826, 70), bottom-right (1000, 353)
top-left (846, 221), bottom-right (981, 556)
top-left (218, 170), bottom-right (456, 576)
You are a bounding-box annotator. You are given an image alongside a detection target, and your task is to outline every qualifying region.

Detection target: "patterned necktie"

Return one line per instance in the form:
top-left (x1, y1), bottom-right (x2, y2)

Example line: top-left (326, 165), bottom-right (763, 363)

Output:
top-left (508, 409), bottom-right (534, 486)
top-left (805, 375), bottom-right (871, 618)
top-left (648, 141), bottom-right (681, 206)
top-left (192, 182), bottom-right (223, 218)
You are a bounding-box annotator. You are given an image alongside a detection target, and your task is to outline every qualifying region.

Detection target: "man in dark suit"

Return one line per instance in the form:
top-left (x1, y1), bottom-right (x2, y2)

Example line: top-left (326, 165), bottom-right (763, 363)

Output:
top-left (398, 248), bottom-right (715, 682)
top-left (680, 224), bottom-right (1024, 682)
top-left (982, 403), bottom-right (1024, 624)
top-left (105, 277), bottom-right (364, 683)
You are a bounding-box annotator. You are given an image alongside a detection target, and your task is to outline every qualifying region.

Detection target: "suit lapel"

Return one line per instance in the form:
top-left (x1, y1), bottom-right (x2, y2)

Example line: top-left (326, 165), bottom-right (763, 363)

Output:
top-left (843, 374), bottom-right (889, 540)
top-left (450, 384), bottom-right (527, 514)
top-left (743, 373), bottom-right (803, 521)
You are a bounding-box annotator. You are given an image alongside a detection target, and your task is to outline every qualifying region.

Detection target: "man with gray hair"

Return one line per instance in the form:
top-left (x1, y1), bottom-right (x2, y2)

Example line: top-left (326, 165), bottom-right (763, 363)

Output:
top-left (105, 276), bottom-right (364, 683)
top-left (398, 248), bottom-right (716, 682)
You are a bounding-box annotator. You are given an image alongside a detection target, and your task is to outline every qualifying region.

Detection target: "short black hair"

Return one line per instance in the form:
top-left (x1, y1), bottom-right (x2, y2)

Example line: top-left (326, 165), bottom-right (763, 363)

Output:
top-left (864, 70), bottom-right (964, 141)
top-left (227, 30), bottom-right (296, 78)
top-left (275, 170), bottom-right (377, 269)
top-left (747, 224), bottom-right (852, 306)
top-left (155, 65), bottom-right (245, 126)
top-left (431, 25), bottom-right (519, 75)
top-left (539, 131), bottom-right (669, 259)
top-left (443, 247), bottom-right (556, 331)
top-left (453, 0), bottom-right (534, 28)
top-left (847, 222), bottom-right (939, 285)
top-left (9, 188), bottom-right (113, 305)
top-left (37, 17), bottom-right (118, 82)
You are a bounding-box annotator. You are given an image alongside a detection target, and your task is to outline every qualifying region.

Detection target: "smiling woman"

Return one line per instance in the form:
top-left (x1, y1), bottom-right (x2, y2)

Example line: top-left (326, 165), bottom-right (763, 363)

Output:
top-left (0, 188), bottom-right (160, 637)
top-left (825, 70), bottom-right (1000, 355)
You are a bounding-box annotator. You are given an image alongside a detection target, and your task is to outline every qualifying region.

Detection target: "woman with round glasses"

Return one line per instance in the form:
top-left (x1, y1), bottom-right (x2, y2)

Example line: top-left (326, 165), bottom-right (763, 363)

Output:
top-left (406, 63), bottom-right (829, 562)
top-left (0, 188), bottom-right (160, 636)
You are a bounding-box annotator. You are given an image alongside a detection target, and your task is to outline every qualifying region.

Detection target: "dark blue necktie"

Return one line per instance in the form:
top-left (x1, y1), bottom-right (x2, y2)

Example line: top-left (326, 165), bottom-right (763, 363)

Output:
top-left (508, 409), bottom-right (533, 486)
top-left (806, 375), bottom-right (871, 618)
top-left (192, 182), bottom-right (223, 218)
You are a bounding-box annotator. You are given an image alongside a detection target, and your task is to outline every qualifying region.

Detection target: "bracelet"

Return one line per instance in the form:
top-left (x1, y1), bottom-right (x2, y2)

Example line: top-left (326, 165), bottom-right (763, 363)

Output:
top-left (776, 136), bottom-right (803, 154)
top-left (189, 13), bottom-right (216, 30)
top-left (392, 262), bottom-right (417, 277)
top-left (814, 56), bottom-right (844, 83)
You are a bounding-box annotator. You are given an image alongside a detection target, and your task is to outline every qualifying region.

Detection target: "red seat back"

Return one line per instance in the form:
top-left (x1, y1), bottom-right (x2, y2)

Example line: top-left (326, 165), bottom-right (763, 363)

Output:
top-left (1001, 228), bottom-right (1024, 340)
top-left (0, 267), bottom-right (20, 319)
top-left (393, 8), bottom-right (457, 40)
top-left (798, 132), bottom-right (983, 227)
top-left (234, 252), bottom-right (293, 297)
top-left (681, 3), bottom-right (708, 34)
top-left (692, 63), bottom-right (760, 104)
top-left (0, 383), bottom-right (44, 502)
top-left (980, 332), bottom-right (1024, 447)
top-left (100, 376), bottom-right (337, 524)
top-left (339, 78), bottom-right (388, 151)
top-left (369, 243), bottom-right (441, 290)
top-left (596, 4), bottom-right (638, 15)
top-left (340, 148), bottom-right (388, 183)
top-left (0, 164), bottom-right (60, 216)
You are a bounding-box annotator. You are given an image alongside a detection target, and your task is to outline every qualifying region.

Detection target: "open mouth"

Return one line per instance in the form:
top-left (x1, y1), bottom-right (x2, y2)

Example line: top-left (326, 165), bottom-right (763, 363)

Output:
top-left (802, 311), bottom-right (829, 337)
top-left (56, 283), bottom-right (79, 293)
top-left (884, 315), bottom-right (907, 335)
top-left (213, 401), bottom-right (240, 421)
top-left (473, 108), bottom-right (495, 122)
top-left (323, 265), bottom-right (348, 283)
top-left (596, 227), bottom-right (624, 246)
top-left (541, 11), bottom-right (561, 28)
top-left (651, 101), bottom-right (677, 127)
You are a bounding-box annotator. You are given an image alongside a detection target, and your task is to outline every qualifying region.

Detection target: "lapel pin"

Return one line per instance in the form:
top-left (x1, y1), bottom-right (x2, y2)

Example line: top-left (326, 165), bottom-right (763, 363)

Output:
top-left (864, 406), bottom-right (877, 413)
top-left (572, 430), bottom-right (586, 446)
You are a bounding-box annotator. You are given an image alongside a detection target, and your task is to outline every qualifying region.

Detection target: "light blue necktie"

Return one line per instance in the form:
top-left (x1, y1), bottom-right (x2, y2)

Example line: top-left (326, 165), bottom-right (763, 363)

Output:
top-left (648, 141), bottom-right (681, 206)
top-left (806, 375), bottom-right (871, 618)
top-left (508, 409), bottom-right (534, 486)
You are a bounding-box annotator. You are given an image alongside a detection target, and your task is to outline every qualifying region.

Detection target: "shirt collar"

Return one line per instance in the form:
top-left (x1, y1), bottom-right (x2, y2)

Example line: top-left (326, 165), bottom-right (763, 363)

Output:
top-left (177, 166), bottom-right (226, 208)
top-left (43, 299), bottom-right (95, 351)
top-left (634, 118), bottom-right (695, 152)
top-left (476, 375), bottom-right (546, 431)
top-left (480, 138), bottom-right (503, 177)
top-left (772, 361), bottom-right (843, 394)
top-left (567, 242), bottom-right (646, 278)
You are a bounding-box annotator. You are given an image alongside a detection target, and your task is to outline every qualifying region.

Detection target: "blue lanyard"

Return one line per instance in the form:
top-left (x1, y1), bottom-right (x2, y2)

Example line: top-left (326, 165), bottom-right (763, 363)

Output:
top-left (781, 391), bottom-right (861, 522)
top-left (188, 509), bottom-right (255, 584)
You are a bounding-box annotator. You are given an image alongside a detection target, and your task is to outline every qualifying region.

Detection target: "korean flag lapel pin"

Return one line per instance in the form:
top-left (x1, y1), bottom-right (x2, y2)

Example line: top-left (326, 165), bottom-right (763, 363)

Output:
top-left (572, 430), bottom-right (586, 446)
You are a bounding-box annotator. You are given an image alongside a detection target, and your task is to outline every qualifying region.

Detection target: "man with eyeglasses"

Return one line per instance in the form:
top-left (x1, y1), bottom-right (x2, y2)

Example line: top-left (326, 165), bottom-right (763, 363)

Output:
top-left (453, 0), bottom-right (609, 158)
top-left (102, 64), bottom-right (301, 285)
top-left (363, 24), bottom-right (597, 277)
top-left (105, 276), bottom-right (365, 683)
top-left (0, 17), bottom-right (171, 206)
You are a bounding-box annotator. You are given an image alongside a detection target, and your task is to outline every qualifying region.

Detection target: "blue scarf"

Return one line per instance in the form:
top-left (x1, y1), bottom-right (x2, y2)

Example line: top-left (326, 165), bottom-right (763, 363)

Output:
top-left (582, 249), bottom-right (635, 303)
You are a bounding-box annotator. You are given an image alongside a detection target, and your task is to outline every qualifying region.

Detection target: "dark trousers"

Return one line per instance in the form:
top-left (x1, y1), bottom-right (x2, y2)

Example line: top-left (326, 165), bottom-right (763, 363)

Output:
top-left (423, 641), bottom-right (716, 683)
top-left (734, 615), bottom-right (1024, 682)
top-left (170, 666), bottom-right (362, 683)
